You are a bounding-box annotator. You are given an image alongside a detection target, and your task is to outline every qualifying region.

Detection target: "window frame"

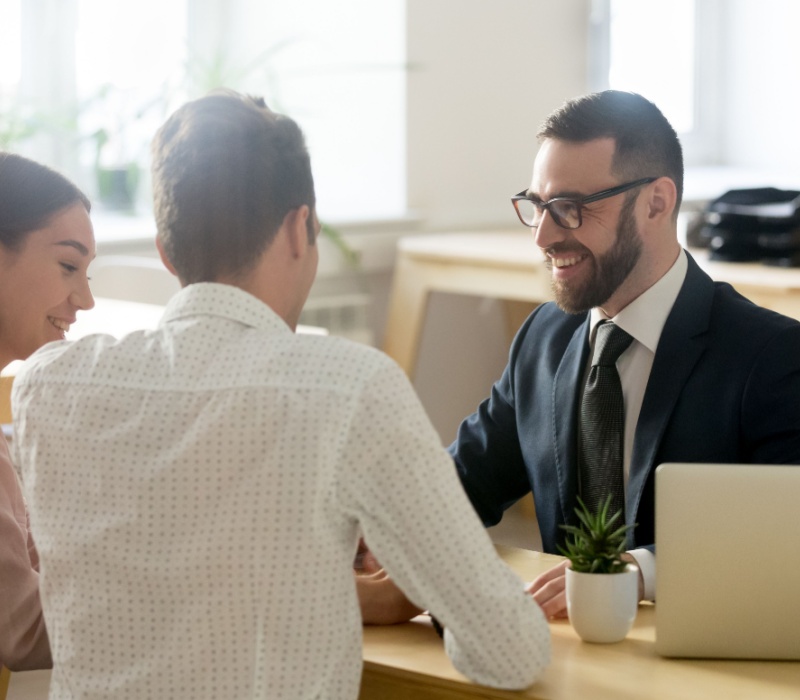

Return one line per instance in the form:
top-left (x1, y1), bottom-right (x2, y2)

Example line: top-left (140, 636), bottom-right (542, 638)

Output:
top-left (588, 0), bottom-right (724, 167)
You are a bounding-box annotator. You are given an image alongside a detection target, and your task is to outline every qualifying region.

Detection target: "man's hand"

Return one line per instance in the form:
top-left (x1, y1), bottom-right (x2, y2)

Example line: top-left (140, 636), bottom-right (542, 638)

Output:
top-left (356, 568), bottom-right (423, 625)
top-left (526, 557), bottom-right (645, 619)
top-left (354, 539), bottom-right (422, 625)
top-left (353, 538), bottom-right (382, 575)
top-left (526, 560), bottom-right (570, 619)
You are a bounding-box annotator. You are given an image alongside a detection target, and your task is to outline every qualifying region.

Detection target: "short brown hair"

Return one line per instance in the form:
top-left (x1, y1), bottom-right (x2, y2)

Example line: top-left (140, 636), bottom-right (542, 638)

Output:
top-left (538, 90), bottom-right (684, 216)
top-left (151, 90), bottom-right (316, 283)
top-left (0, 152), bottom-right (91, 251)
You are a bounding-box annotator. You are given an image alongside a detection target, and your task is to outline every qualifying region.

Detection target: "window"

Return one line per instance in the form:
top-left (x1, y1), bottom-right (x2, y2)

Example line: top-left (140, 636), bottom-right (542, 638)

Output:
top-left (590, 0), bottom-right (722, 166)
top-left (3, 0), bottom-right (406, 223)
top-left (0, 0), bottom-right (21, 93)
top-left (0, 0), bottom-right (23, 147)
top-left (608, 0), bottom-right (695, 134)
top-left (75, 0), bottom-right (189, 173)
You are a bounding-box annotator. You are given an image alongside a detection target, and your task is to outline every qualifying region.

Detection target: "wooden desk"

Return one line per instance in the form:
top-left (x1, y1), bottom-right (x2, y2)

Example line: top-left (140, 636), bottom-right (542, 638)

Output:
top-left (382, 231), bottom-right (800, 377)
top-left (7, 548), bottom-right (798, 698)
top-left (360, 546), bottom-right (800, 699)
top-left (0, 376), bottom-right (12, 425)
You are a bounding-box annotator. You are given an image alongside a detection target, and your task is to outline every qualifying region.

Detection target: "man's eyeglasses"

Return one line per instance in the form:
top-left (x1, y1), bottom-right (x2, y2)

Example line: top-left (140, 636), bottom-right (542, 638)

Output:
top-left (511, 177), bottom-right (657, 230)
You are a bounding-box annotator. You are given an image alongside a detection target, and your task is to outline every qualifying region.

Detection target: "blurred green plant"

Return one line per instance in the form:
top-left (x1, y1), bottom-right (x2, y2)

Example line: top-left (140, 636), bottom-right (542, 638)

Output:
top-left (0, 108), bottom-right (40, 148)
top-left (183, 41), bottom-right (296, 97)
top-left (181, 43), bottom-right (360, 266)
top-left (1, 41), bottom-right (368, 264)
top-left (0, 101), bottom-right (74, 150)
top-left (321, 222), bottom-right (360, 267)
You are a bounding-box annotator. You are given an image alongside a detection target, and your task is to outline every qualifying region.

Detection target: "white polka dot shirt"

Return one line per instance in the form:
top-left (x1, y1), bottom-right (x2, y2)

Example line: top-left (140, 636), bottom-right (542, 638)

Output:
top-left (12, 283), bottom-right (550, 699)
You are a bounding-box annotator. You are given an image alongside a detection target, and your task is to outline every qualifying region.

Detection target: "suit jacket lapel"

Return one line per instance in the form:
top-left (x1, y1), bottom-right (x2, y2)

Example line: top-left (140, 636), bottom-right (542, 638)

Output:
top-left (552, 316), bottom-right (591, 525)
top-left (627, 254), bottom-right (714, 523)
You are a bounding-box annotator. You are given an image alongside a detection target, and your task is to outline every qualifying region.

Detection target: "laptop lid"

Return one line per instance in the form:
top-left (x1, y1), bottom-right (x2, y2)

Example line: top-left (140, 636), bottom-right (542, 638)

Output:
top-left (655, 463), bottom-right (800, 659)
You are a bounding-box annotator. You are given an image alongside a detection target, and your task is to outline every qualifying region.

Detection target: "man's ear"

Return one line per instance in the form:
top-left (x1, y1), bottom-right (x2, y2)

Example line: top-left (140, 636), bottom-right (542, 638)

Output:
top-left (155, 235), bottom-right (179, 277)
top-left (284, 205), bottom-right (311, 259)
top-left (646, 177), bottom-right (678, 222)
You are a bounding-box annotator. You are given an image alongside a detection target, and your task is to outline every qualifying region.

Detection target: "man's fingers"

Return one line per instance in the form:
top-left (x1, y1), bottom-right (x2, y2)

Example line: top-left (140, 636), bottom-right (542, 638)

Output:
top-left (354, 539), bottom-right (383, 574)
top-left (526, 560), bottom-right (570, 595)
top-left (357, 572), bottom-right (423, 625)
top-left (533, 588), bottom-right (568, 619)
top-left (526, 561), bottom-right (570, 619)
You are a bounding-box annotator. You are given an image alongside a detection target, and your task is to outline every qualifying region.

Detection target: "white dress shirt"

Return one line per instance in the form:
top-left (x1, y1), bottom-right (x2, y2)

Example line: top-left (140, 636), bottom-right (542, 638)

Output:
top-left (12, 283), bottom-right (549, 700)
top-left (588, 249), bottom-right (688, 600)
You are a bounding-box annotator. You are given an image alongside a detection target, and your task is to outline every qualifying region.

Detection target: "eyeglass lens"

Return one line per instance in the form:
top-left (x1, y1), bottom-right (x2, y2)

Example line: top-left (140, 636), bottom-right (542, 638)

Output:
top-left (516, 198), bottom-right (581, 229)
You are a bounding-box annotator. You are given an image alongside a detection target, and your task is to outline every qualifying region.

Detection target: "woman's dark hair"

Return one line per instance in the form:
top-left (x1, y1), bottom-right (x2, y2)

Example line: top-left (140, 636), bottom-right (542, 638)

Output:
top-left (0, 152), bottom-right (91, 251)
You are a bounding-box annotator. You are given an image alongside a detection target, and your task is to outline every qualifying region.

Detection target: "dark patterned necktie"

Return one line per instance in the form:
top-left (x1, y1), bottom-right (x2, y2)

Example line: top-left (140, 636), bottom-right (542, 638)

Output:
top-left (578, 321), bottom-right (634, 518)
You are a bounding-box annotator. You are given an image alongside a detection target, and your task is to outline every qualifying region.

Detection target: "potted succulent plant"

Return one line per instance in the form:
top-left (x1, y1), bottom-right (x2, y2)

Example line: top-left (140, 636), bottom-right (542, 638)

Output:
top-left (559, 494), bottom-right (639, 643)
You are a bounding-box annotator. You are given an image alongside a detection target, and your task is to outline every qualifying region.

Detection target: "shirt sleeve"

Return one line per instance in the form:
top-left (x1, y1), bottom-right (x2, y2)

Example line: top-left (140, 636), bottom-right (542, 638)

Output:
top-left (0, 438), bottom-right (51, 671)
top-left (335, 358), bottom-right (550, 690)
top-left (627, 548), bottom-right (656, 601)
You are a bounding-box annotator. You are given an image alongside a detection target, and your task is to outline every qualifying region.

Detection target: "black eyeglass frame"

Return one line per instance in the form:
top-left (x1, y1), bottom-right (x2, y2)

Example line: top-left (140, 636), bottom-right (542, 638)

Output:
top-left (511, 176), bottom-right (658, 230)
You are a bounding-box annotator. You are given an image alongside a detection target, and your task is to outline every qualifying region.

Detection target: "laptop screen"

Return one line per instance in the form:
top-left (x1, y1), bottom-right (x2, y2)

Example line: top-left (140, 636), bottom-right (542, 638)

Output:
top-left (655, 462), bottom-right (800, 660)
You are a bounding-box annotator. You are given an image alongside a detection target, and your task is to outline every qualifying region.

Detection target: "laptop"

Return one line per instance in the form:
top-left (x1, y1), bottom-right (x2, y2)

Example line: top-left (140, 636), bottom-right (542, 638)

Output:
top-left (655, 462), bottom-right (800, 659)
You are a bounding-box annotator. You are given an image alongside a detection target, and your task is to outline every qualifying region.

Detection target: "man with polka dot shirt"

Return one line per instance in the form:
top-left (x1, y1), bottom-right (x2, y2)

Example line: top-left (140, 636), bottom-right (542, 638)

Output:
top-left (12, 89), bottom-right (550, 700)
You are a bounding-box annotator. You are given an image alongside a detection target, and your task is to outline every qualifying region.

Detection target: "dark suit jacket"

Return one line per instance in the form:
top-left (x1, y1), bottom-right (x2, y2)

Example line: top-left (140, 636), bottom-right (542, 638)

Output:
top-left (449, 253), bottom-right (800, 553)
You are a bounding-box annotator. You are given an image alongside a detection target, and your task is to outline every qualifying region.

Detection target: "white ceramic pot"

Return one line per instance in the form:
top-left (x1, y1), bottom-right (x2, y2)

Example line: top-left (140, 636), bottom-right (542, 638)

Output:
top-left (565, 564), bottom-right (639, 643)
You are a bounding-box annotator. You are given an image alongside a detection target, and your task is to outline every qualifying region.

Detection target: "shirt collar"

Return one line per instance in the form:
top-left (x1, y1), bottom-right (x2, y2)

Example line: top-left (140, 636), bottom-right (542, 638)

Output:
top-left (589, 249), bottom-right (688, 353)
top-left (160, 282), bottom-right (292, 334)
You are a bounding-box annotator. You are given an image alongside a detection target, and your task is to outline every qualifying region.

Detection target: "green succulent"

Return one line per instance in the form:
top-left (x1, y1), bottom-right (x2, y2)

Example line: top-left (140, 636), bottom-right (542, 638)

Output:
top-left (558, 494), bottom-right (636, 574)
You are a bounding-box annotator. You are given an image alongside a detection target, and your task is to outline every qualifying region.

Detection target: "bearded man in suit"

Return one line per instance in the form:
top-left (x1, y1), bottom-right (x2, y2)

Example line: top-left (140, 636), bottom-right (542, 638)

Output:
top-left (361, 90), bottom-right (800, 623)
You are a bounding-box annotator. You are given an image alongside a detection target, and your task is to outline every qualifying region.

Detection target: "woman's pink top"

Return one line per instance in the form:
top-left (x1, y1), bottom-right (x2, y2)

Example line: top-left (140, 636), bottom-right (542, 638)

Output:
top-left (0, 435), bottom-right (51, 670)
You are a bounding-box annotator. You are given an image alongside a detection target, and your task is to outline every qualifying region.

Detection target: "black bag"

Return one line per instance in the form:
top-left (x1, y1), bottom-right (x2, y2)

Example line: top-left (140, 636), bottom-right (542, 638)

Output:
top-left (700, 187), bottom-right (800, 267)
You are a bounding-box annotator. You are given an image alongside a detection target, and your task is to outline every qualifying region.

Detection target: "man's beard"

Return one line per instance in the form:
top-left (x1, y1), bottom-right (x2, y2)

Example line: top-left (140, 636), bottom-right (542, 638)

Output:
top-left (547, 198), bottom-right (642, 315)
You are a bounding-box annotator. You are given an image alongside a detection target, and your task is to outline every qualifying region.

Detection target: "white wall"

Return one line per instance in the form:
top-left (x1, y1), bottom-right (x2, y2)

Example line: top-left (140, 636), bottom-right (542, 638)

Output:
top-left (404, 0), bottom-right (591, 440)
top-left (721, 0), bottom-right (800, 173)
top-left (406, 0), bottom-right (591, 231)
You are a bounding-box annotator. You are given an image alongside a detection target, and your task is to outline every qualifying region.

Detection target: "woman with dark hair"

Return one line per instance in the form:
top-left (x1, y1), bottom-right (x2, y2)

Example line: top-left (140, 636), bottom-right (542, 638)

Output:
top-left (0, 152), bottom-right (95, 671)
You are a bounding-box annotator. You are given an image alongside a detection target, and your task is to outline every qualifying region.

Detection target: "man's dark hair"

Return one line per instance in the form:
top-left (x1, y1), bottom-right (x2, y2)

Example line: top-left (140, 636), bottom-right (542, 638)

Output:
top-left (0, 152), bottom-right (91, 251)
top-left (538, 90), bottom-right (684, 216)
top-left (151, 89), bottom-right (316, 284)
